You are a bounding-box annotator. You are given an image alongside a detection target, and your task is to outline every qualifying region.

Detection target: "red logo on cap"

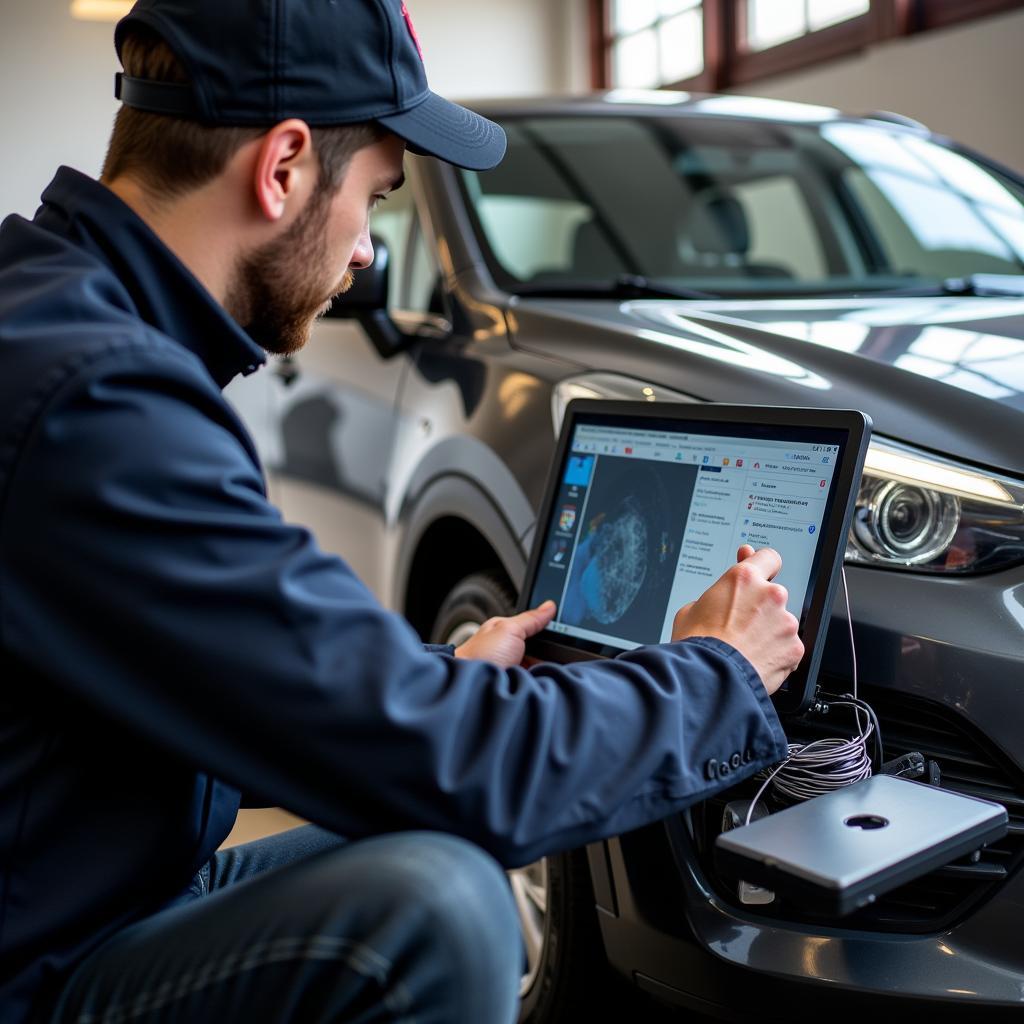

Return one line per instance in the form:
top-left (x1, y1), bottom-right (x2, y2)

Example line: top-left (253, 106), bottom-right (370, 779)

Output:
top-left (401, 2), bottom-right (424, 62)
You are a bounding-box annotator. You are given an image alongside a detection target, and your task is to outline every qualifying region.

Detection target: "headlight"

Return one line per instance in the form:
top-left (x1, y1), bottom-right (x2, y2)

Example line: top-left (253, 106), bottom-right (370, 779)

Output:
top-left (847, 438), bottom-right (1024, 574)
top-left (853, 481), bottom-right (960, 564)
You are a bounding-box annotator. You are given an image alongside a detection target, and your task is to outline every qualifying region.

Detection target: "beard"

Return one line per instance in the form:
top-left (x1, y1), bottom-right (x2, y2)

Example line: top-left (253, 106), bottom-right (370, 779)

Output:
top-left (226, 189), bottom-right (355, 356)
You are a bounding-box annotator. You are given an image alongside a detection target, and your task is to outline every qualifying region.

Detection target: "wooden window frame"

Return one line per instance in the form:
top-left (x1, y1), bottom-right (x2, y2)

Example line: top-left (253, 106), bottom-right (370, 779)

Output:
top-left (591, 0), bottom-right (1024, 91)
top-left (588, 0), bottom-right (610, 90)
top-left (917, 0), bottom-right (1024, 31)
top-left (730, 2), bottom-right (872, 85)
top-left (595, 0), bottom-right (710, 91)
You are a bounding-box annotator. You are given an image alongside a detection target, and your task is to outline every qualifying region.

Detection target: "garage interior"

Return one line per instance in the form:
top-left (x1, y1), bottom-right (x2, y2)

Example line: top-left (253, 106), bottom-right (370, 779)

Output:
top-left (3, 1), bottom-right (1024, 1022)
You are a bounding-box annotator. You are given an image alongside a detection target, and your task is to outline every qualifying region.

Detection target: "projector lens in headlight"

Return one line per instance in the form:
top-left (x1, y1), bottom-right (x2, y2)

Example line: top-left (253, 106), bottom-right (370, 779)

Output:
top-left (854, 481), bottom-right (960, 564)
top-left (847, 439), bottom-right (1024, 574)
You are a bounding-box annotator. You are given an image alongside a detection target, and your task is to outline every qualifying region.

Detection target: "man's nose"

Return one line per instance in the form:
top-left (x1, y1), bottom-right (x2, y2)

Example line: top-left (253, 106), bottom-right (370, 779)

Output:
top-left (350, 227), bottom-right (374, 271)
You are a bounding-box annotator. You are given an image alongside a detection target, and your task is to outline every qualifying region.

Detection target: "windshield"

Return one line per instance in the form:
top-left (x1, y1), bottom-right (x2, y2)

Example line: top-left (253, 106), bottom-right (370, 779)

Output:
top-left (461, 114), bottom-right (1024, 298)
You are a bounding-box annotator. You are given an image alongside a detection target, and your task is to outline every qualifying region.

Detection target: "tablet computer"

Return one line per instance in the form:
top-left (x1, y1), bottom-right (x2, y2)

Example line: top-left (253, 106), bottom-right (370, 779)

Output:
top-left (713, 775), bottom-right (1008, 915)
top-left (520, 400), bottom-right (871, 714)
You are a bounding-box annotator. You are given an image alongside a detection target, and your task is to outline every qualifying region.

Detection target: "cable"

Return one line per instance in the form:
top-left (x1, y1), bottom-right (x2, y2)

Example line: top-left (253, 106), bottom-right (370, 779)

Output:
top-left (744, 707), bottom-right (874, 824)
top-left (841, 565), bottom-right (857, 699)
top-left (744, 568), bottom-right (878, 826)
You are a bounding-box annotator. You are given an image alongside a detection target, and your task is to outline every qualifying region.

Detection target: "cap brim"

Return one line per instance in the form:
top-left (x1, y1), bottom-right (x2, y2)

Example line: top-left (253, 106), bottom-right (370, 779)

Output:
top-left (377, 92), bottom-right (506, 171)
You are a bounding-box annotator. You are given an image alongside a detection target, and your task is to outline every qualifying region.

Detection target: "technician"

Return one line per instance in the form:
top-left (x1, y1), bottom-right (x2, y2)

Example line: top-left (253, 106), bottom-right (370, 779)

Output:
top-left (0, 2), bottom-right (801, 1022)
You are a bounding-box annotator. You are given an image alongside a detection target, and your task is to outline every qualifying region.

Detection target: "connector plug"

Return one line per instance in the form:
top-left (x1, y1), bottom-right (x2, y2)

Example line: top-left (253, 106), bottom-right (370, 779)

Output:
top-left (881, 751), bottom-right (925, 779)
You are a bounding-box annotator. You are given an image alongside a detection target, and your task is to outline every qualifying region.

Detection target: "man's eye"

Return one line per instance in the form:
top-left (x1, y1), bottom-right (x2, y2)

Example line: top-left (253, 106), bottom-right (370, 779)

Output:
top-left (370, 194), bottom-right (388, 211)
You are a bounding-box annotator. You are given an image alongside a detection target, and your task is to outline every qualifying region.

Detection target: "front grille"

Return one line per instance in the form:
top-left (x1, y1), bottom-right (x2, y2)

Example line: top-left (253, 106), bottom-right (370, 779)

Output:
top-left (692, 683), bottom-right (1024, 933)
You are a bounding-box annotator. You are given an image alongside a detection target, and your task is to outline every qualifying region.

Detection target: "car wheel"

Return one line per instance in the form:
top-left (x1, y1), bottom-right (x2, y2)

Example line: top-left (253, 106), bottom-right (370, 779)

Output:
top-left (431, 571), bottom-right (625, 1023)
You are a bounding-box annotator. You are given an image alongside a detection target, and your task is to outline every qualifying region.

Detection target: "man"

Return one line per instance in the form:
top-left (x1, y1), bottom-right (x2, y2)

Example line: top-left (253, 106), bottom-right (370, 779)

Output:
top-left (0, 1), bottom-right (801, 1021)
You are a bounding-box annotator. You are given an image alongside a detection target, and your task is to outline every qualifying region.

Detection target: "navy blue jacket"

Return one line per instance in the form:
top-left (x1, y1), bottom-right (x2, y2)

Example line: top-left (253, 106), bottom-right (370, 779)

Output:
top-left (0, 168), bottom-right (788, 1020)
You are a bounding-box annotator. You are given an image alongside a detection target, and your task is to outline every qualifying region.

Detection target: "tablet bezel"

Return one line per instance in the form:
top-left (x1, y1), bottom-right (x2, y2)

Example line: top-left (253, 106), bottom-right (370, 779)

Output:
top-left (520, 400), bottom-right (871, 715)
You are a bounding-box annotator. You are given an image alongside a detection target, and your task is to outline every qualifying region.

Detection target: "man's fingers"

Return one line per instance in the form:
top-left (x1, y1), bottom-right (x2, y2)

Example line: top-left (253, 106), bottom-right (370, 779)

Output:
top-left (736, 544), bottom-right (755, 563)
top-left (740, 546), bottom-right (782, 581)
top-left (510, 600), bottom-right (557, 637)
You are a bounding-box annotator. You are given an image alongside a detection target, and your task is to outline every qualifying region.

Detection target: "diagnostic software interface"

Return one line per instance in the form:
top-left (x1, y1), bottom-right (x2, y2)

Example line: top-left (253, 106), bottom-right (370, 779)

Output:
top-left (529, 419), bottom-right (841, 650)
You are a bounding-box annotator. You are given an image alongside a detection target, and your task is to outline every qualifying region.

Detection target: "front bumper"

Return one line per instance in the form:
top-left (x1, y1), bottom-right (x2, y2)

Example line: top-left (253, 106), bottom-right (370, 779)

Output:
top-left (593, 564), bottom-right (1024, 1016)
top-left (594, 821), bottom-right (1024, 1017)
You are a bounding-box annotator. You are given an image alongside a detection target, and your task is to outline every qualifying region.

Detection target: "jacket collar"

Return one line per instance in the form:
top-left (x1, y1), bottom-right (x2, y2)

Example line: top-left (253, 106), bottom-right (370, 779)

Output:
top-left (35, 167), bottom-right (266, 388)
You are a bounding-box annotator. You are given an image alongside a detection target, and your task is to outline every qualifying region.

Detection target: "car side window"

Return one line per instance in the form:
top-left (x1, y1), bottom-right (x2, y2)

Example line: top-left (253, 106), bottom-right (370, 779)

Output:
top-left (474, 192), bottom-right (596, 280)
top-left (370, 180), bottom-right (443, 317)
top-left (406, 215), bottom-right (444, 317)
top-left (370, 182), bottom-right (415, 310)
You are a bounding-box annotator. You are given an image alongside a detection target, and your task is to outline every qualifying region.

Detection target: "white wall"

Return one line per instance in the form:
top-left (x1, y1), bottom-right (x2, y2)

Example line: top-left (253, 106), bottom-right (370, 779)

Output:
top-left (0, 0), bottom-right (590, 221)
top-left (0, 3), bottom-right (120, 220)
top-left (411, 0), bottom-right (588, 99)
top-left (730, 8), bottom-right (1024, 175)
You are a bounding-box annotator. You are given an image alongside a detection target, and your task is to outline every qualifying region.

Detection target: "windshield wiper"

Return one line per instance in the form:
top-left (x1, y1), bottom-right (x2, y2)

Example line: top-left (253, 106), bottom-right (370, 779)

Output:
top-left (866, 273), bottom-right (1024, 298)
top-left (940, 274), bottom-right (1024, 297)
top-left (515, 274), bottom-right (720, 301)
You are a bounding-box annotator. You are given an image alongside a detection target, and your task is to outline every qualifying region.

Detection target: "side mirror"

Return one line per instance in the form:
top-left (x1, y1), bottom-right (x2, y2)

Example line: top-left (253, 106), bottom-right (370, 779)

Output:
top-left (324, 234), bottom-right (409, 359)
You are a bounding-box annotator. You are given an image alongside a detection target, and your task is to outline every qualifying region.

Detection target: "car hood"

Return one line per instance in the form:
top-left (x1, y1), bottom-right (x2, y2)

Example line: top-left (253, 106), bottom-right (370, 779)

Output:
top-left (510, 295), bottom-right (1024, 477)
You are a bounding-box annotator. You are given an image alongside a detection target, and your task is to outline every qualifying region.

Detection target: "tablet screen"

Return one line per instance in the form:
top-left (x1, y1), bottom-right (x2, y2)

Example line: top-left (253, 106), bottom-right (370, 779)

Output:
top-left (523, 403), bottom-right (869, 712)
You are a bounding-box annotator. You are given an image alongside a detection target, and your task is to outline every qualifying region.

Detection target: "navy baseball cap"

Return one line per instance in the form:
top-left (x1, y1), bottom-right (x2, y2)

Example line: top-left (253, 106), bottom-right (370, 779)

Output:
top-left (113, 0), bottom-right (506, 171)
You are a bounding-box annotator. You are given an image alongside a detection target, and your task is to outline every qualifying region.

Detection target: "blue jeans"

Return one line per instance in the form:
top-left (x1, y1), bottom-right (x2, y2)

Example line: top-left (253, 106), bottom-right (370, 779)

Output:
top-left (48, 827), bottom-right (521, 1023)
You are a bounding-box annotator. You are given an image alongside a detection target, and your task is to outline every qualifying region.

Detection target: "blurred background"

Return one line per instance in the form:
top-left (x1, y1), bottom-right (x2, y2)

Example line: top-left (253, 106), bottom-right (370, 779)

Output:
top-left (2, 0), bottom-right (1023, 220)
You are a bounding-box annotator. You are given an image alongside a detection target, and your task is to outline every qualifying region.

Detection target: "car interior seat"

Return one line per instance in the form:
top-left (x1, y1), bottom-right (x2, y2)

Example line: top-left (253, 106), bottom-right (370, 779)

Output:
top-left (678, 189), bottom-right (791, 278)
top-left (571, 218), bottom-right (629, 280)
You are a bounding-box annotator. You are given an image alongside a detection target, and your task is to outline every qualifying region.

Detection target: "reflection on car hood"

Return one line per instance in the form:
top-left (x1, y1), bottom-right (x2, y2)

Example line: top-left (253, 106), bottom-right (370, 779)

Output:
top-left (678, 297), bottom-right (1024, 410)
top-left (513, 296), bottom-right (1024, 477)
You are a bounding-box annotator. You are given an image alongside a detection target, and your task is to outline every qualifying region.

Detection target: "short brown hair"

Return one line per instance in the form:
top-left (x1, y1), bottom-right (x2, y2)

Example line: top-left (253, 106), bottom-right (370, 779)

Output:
top-left (102, 25), bottom-right (383, 200)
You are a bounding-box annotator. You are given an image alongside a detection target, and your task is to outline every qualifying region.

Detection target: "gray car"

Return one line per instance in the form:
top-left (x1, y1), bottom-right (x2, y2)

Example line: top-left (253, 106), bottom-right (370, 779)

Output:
top-left (228, 94), bottom-right (1024, 1021)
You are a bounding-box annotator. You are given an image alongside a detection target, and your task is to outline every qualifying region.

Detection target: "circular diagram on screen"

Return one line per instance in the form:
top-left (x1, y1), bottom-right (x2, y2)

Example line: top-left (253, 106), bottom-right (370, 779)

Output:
top-left (580, 496), bottom-right (649, 624)
top-left (560, 456), bottom-right (688, 646)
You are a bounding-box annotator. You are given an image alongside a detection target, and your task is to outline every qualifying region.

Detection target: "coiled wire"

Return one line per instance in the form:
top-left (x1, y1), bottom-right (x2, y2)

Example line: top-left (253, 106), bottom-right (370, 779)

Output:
top-left (744, 568), bottom-right (880, 826)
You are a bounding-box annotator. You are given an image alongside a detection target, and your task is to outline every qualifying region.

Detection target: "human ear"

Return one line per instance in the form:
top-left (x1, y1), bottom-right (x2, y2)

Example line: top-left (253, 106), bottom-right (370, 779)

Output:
top-left (252, 119), bottom-right (315, 223)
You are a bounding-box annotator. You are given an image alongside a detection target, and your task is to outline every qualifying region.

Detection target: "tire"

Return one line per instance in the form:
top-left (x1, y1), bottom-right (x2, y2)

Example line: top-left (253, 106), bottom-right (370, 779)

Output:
top-left (430, 571), bottom-right (518, 653)
top-left (431, 571), bottom-right (627, 1024)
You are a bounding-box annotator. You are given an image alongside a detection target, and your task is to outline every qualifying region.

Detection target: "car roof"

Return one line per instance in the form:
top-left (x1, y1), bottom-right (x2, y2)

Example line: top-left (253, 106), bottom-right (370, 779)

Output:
top-left (461, 92), bottom-right (930, 135)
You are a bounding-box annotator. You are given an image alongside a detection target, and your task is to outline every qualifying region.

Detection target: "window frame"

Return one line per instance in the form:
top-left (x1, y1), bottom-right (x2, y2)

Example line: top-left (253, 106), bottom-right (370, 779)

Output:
top-left (603, 1), bottom-right (710, 91)
top-left (916, 0), bottom-right (1024, 31)
top-left (368, 168), bottom-right (449, 326)
top-left (397, 187), bottom-right (451, 328)
top-left (731, 1), bottom-right (873, 85)
top-left (592, 0), bottom-right (1024, 91)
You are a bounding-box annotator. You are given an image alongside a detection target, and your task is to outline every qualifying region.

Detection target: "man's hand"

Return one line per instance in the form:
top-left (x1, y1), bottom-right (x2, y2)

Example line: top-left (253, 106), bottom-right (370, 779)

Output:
top-left (671, 545), bottom-right (803, 695)
top-left (454, 600), bottom-right (557, 668)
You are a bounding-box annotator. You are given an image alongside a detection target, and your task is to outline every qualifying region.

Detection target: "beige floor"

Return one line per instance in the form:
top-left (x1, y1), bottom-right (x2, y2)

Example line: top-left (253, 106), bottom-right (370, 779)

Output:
top-left (219, 807), bottom-right (306, 848)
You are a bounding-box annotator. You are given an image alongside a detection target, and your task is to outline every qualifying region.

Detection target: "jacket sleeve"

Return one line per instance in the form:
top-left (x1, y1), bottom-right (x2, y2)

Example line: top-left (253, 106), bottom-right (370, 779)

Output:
top-left (242, 643), bottom-right (454, 806)
top-left (0, 343), bottom-right (787, 867)
top-left (424, 643), bottom-right (456, 655)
